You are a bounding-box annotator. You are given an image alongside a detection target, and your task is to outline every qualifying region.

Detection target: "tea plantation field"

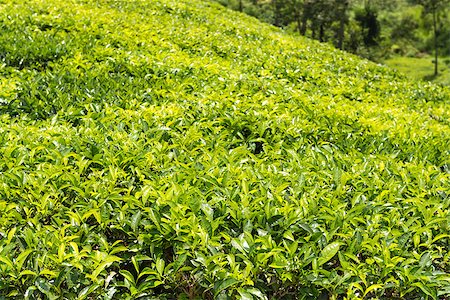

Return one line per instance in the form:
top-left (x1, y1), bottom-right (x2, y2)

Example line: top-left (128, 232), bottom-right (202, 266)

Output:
top-left (0, 0), bottom-right (449, 299)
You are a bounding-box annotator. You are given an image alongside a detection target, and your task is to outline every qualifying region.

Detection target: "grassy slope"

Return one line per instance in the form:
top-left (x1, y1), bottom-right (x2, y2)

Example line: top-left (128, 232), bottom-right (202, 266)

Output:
top-left (384, 56), bottom-right (450, 86)
top-left (0, 0), bottom-right (449, 299)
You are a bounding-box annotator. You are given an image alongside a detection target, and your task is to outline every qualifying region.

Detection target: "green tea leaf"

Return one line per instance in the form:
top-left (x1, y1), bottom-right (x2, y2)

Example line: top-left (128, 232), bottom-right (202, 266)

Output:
top-left (131, 211), bottom-right (142, 232)
top-left (0, 256), bottom-right (14, 269)
top-left (89, 256), bottom-right (122, 280)
top-left (214, 278), bottom-right (240, 297)
top-left (318, 242), bottom-right (341, 266)
top-left (363, 284), bottom-right (383, 297)
top-left (15, 249), bottom-right (33, 271)
top-left (412, 282), bottom-right (437, 300)
top-left (156, 258), bottom-right (165, 276)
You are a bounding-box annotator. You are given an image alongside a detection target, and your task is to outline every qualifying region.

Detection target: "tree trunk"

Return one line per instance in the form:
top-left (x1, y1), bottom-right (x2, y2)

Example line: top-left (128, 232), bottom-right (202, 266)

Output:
top-left (273, 0), bottom-right (280, 27)
top-left (337, 18), bottom-right (345, 49)
top-left (296, 13), bottom-right (302, 34)
top-left (319, 24), bottom-right (325, 42)
top-left (239, 0), bottom-right (243, 12)
top-left (295, 4), bottom-right (302, 34)
top-left (432, 5), bottom-right (438, 76)
top-left (300, 2), bottom-right (308, 35)
top-left (337, 1), bottom-right (348, 50)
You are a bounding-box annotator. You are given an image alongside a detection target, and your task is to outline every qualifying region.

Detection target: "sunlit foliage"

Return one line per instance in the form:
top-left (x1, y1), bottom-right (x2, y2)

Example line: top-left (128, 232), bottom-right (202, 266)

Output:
top-left (0, 0), bottom-right (449, 299)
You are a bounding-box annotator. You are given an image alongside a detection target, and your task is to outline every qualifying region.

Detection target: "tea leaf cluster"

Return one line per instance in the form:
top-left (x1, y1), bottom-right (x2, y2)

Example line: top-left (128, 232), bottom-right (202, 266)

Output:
top-left (0, 0), bottom-right (449, 299)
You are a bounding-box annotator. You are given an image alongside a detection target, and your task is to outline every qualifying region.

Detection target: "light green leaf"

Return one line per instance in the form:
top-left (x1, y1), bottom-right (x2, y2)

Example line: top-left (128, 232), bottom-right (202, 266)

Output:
top-left (237, 288), bottom-right (254, 300)
top-left (7, 227), bottom-right (17, 244)
top-left (131, 210), bottom-right (142, 232)
top-left (431, 234), bottom-right (450, 244)
top-left (120, 270), bottom-right (136, 286)
top-left (19, 270), bottom-right (37, 277)
top-left (318, 242), bottom-right (341, 266)
top-left (412, 282), bottom-right (437, 300)
top-left (89, 255), bottom-right (122, 280)
top-left (246, 287), bottom-right (267, 300)
top-left (35, 278), bottom-right (58, 300)
top-left (78, 284), bottom-right (100, 300)
top-left (363, 284), bottom-right (383, 297)
top-left (338, 251), bottom-right (349, 269)
top-left (156, 258), bottom-right (165, 276)
top-left (15, 249), bottom-right (33, 271)
top-left (214, 278), bottom-right (240, 297)
top-left (0, 256), bottom-right (14, 269)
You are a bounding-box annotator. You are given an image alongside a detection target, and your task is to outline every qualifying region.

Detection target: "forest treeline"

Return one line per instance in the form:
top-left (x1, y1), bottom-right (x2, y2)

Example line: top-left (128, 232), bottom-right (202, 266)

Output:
top-left (214, 0), bottom-right (449, 75)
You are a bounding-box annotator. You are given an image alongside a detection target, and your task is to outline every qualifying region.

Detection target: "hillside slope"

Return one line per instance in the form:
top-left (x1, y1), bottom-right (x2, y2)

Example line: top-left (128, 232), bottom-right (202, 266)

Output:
top-left (0, 0), bottom-right (449, 299)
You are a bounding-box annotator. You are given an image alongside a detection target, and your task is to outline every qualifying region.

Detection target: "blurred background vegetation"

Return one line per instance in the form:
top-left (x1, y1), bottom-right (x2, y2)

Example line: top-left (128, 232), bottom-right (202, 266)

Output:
top-left (212, 0), bottom-right (450, 85)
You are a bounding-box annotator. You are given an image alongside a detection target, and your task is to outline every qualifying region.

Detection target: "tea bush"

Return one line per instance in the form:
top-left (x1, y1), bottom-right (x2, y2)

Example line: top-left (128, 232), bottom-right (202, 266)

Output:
top-left (0, 0), bottom-right (449, 299)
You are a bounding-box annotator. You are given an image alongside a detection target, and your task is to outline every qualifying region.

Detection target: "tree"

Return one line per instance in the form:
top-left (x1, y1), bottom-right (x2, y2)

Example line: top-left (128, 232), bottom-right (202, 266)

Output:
top-left (288, 0), bottom-right (304, 35)
top-left (273, 0), bottom-right (284, 27)
top-left (355, 2), bottom-right (381, 46)
top-left (337, 0), bottom-right (350, 49)
top-left (415, 0), bottom-right (449, 76)
top-left (270, 0), bottom-right (296, 27)
top-left (297, 0), bottom-right (335, 41)
top-left (311, 0), bottom-right (336, 42)
top-left (299, 0), bottom-right (312, 35)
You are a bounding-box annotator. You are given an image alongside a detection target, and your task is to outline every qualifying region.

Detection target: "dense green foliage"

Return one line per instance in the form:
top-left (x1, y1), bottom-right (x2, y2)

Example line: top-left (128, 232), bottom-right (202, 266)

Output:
top-left (0, 0), bottom-right (449, 299)
top-left (384, 56), bottom-right (450, 86)
top-left (216, 0), bottom-right (450, 79)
